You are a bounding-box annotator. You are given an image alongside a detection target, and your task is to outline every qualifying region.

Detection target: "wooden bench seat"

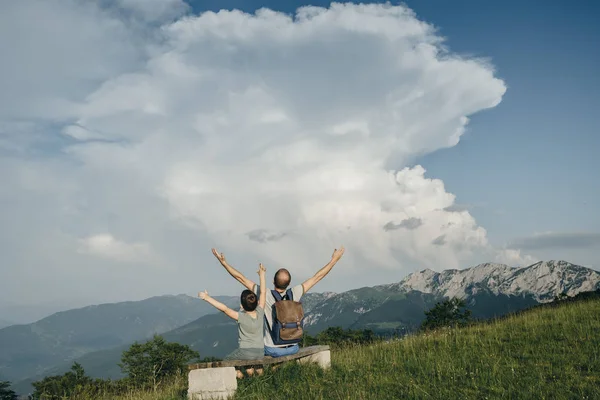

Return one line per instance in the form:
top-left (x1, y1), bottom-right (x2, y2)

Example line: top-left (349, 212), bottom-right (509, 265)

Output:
top-left (188, 344), bottom-right (330, 370)
top-left (187, 345), bottom-right (330, 399)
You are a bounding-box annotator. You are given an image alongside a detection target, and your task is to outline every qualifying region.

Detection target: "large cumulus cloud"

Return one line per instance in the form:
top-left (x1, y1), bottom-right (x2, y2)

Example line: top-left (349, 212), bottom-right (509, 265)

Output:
top-left (0, 1), bottom-right (528, 309)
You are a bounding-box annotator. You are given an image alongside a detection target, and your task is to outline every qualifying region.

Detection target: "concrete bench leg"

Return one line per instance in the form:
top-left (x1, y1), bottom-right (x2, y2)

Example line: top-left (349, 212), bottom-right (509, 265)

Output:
top-left (188, 367), bottom-right (237, 400)
top-left (297, 350), bottom-right (331, 369)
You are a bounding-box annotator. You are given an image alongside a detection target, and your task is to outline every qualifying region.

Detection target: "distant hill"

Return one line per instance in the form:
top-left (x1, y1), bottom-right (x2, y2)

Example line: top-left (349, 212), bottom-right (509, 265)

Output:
top-left (304, 260), bottom-right (598, 334)
top-left (0, 319), bottom-right (15, 329)
top-left (0, 300), bottom-right (77, 325)
top-left (0, 294), bottom-right (238, 385)
top-left (0, 319), bottom-right (14, 329)
top-left (303, 286), bottom-right (539, 336)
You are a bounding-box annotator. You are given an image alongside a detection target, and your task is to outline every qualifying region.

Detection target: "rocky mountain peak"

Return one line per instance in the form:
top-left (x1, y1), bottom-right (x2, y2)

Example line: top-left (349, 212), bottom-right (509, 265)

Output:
top-left (394, 260), bottom-right (599, 302)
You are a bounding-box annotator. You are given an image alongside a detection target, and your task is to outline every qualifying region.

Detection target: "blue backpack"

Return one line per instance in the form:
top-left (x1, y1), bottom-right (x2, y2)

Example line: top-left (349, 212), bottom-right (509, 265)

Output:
top-left (268, 289), bottom-right (305, 345)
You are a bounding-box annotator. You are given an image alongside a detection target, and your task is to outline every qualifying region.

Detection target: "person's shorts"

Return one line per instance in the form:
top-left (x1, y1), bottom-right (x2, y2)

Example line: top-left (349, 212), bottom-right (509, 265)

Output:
top-left (264, 344), bottom-right (299, 357)
top-left (224, 347), bottom-right (265, 360)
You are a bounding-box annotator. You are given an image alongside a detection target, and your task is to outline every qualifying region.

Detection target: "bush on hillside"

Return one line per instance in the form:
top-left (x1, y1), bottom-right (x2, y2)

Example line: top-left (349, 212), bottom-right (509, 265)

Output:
top-left (0, 381), bottom-right (17, 400)
top-left (119, 335), bottom-right (199, 391)
top-left (551, 289), bottom-right (600, 304)
top-left (421, 297), bottom-right (472, 331)
top-left (30, 336), bottom-right (198, 399)
top-left (30, 362), bottom-right (103, 400)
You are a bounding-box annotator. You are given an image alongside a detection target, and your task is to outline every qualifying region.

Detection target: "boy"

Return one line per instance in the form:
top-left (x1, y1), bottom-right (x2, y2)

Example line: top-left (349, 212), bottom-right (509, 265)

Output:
top-left (199, 263), bottom-right (267, 377)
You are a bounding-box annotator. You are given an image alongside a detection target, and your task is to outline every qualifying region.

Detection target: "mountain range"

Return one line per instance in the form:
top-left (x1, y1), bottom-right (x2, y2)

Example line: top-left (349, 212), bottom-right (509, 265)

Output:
top-left (11, 293), bottom-right (332, 393)
top-left (388, 260), bottom-right (600, 302)
top-left (0, 319), bottom-right (14, 329)
top-left (0, 294), bottom-right (239, 385)
top-left (8, 260), bottom-right (600, 395)
top-left (0, 300), bottom-right (84, 326)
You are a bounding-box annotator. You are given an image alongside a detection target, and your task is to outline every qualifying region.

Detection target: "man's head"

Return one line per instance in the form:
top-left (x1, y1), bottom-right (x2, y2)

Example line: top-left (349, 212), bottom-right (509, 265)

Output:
top-left (273, 268), bottom-right (291, 291)
top-left (240, 289), bottom-right (258, 312)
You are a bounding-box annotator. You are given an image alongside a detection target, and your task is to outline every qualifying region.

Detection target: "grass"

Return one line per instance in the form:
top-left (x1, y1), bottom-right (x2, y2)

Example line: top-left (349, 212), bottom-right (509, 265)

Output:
top-left (79, 298), bottom-right (600, 400)
top-left (233, 298), bottom-right (600, 399)
top-left (64, 376), bottom-right (188, 400)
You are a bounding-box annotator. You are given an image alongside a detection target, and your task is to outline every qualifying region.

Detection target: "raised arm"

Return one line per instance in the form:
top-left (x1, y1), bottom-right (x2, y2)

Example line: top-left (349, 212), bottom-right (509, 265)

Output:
top-left (302, 246), bottom-right (345, 293)
top-left (257, 263), bottom-right (267, 309)
top-left (212, 248), bottom-right (256, 291)
top-left (198, 290), bottom-right (239, 321)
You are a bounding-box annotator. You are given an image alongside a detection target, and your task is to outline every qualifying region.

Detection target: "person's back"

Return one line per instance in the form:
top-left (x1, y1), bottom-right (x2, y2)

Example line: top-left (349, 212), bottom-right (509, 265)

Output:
top-left (199, 263), bottom-right (268, 377)
top-left (253, 274), bottom-right (304, 357)
top-left (229, 290), bottom-right (265, 360)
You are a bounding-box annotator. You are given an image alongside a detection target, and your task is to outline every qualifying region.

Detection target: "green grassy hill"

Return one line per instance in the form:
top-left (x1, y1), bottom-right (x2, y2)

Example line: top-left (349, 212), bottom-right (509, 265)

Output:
top-left (233, 297), bottom-right (600, 399)
top-left (89, 294), bottom-right (599, 400)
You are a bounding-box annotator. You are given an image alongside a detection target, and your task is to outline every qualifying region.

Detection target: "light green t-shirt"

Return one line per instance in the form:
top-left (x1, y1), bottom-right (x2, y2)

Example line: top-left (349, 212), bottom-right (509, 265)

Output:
top-left (237, 306), bottom-right (265, 349)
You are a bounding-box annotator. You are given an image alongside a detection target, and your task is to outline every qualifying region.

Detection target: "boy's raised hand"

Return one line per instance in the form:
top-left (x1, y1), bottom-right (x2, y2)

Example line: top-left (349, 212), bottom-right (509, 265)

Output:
top-left (257, 262), bottom-right (266, 275)
top-left (198, 290), bottom-right (209, 300)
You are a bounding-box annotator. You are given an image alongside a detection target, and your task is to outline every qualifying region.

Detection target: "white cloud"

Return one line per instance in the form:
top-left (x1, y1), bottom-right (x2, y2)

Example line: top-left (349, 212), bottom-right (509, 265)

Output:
top-left (494, 248), bottom-right (538, 267)
top-left (78, 234), bottom-right (155, 263)
top-left (0, 1), bottom-right (533, 307)
top-left (0, 0), bottom-right (143, 122)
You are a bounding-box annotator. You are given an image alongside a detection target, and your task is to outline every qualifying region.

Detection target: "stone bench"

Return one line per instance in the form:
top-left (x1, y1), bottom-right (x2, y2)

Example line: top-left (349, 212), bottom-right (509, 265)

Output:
top-left (187, 345), bottom-right (331, 400)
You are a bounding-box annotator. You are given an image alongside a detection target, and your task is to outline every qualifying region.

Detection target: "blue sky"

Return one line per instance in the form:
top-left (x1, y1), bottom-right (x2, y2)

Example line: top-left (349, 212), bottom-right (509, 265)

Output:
top-left (189, 0), bottom-right (600, 247)
top-left (1, 0), bottom-right (599, 315)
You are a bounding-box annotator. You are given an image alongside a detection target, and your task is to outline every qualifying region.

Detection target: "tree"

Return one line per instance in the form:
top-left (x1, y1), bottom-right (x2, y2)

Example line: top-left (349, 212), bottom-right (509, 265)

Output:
top-left (553, 291), bottom-right (569, 302)
top-left (119, 335), bottom-right (199, 391)
top-left (30, 362), bottom-right (92, 400)
top-left (0, 381), bottom-right (17, 400)
top-left (421, 297), bottom-right (472, 331)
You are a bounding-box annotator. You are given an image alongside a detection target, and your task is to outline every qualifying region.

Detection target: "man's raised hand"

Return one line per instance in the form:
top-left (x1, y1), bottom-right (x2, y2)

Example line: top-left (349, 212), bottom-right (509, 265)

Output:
top-left (211, 247), bottom-right (256, 291)
top-left (301, 245), bottom-right (345, 293)
top-left (331, 246), bottom-right (345, 262)
top-left (211, 248), bottom-right (226, 264)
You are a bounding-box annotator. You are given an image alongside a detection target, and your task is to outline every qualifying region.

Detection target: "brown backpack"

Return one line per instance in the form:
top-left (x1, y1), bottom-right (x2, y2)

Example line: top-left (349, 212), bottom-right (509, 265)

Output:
top-left (269, 289), bottom-right (304, 344)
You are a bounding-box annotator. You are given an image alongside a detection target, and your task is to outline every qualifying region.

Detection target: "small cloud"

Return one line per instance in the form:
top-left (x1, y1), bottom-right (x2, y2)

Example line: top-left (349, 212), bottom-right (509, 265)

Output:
top-left (78, 234), bottom-right (154, 263)
top-left (432, 235), bottom-right (446, 246)
top-left (443, 204), bottom-right (471, 212)
top-left (62, 124), bottom-right (104, 141)
top-left (508, 232), bottom-right (600, 251)
top-left (247, 229), bottom-right (286, 243)
top-left (383, 217), bottom-right (423, 231)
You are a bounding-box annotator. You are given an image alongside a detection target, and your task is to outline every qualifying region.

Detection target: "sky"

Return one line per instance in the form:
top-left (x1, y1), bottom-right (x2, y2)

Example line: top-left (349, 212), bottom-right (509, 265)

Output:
top-left (1, 0), bottom-right (599, 322)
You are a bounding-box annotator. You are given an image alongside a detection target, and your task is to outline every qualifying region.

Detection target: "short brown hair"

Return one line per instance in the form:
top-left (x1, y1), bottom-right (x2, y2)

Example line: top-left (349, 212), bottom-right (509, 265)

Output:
top-left (240, 289), bottom-right (258, 311)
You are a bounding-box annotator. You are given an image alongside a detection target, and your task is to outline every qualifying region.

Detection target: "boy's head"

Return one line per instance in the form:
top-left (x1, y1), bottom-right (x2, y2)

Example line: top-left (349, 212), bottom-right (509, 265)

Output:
top-left (240, 289), bottom-right (258, 312)
top-left (274, 268), bottom-right (291, 290)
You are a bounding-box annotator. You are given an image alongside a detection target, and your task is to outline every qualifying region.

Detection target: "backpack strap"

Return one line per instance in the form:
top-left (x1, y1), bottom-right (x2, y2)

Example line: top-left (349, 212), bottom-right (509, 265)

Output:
top-left (271, 290), bottom-right (284, 302)
top-left (271, 289), bottom-right (294, 301)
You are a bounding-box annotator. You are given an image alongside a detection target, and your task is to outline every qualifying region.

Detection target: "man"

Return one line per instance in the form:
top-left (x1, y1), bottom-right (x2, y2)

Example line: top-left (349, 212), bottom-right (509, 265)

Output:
top-left (211, 246), bottom-right (345, 357)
